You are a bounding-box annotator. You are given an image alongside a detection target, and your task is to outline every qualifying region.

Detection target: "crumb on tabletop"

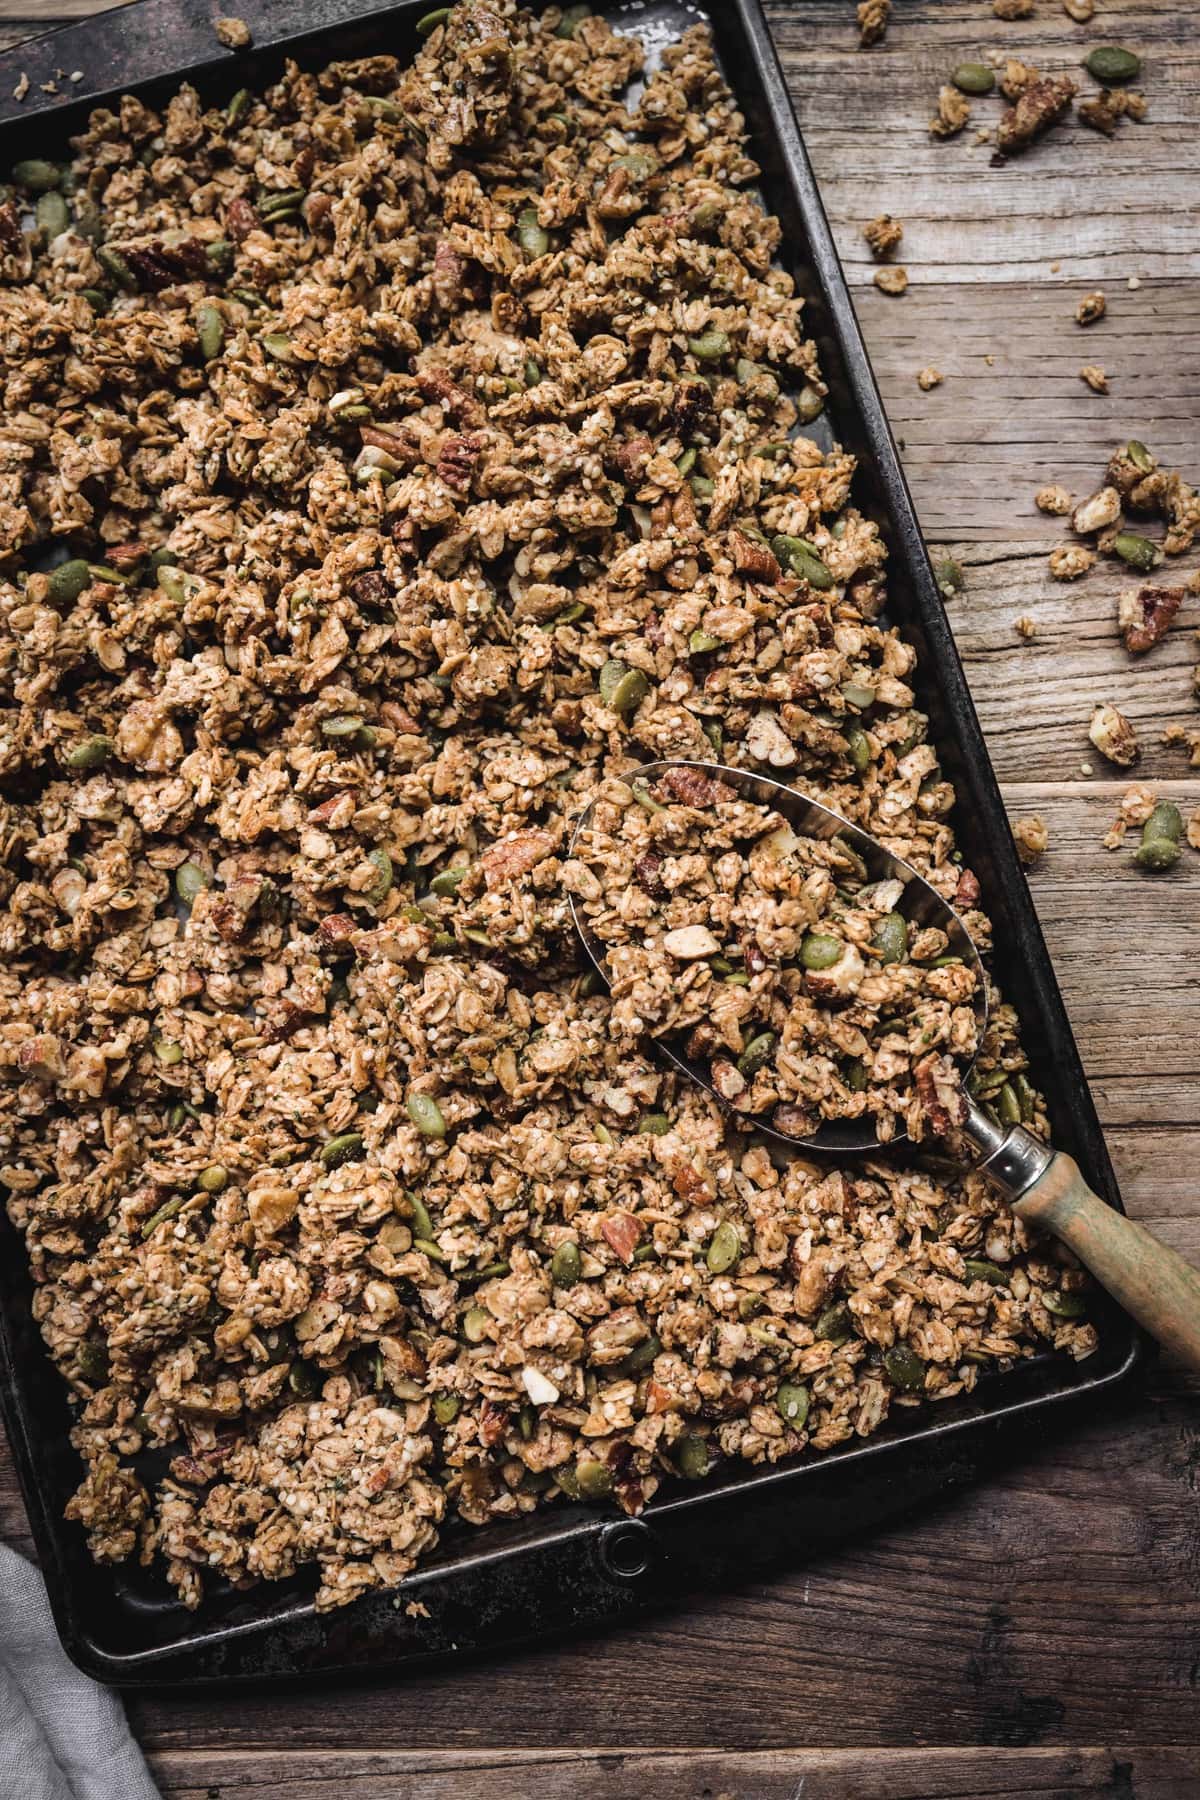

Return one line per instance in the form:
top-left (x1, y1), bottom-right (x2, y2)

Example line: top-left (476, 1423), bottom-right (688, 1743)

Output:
top-left (995, 74), bottom-right (1078, 155)
top-left (1071, 486), bottom-right (1121, 534)
top-left (1080, 364), bottom-right (1109, 393)
top-left (873, 265), bottom-right (908, 296)
top-left (1188, 809), bottom-right (1200, 852)
top-left (916, 367), bottom-right (943, 391)
top-left (1163, 725), bottom-right (1200, 767)
top-left (1063, 0), bottom-right (1095, 18)
top-left (1012, 816), bottom-right (1049, 864)
top-left (931, 85), bottom-right (971, 138)
top-left (215, 16), bottom-right (252, 48)
top-left (1088, 702), bottom-right (1140, 768)
top-left (1014, 614), bottom-right (1037, 639)
top-left (1036, 484), bottom-right (1073, 515)
top-left (863, 214), bottom-right (903, 260)
top-left (1118, 584), bottom-right (1183, 654)
top-left (1076, 291), bottom-right (1106, 326)
top-left (994, 0), bottom-right (1034, 16)
top-left (12, 71), bottom-right (28, 101)
top-left (1001, 59), bottom-right (1040, 100)
top-left (1080, 88), bottom-right (1147, 135)
top-left (1049, 544), bottom-right (1095, 580)
top-left (857, 0), bottom-right (891, 47)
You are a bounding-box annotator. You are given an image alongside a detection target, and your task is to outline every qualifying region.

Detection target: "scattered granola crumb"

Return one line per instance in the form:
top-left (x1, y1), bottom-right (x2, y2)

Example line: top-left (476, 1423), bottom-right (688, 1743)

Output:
top-left (873, 266), bottom-right (909, 297)
top-left (973, 129), bottom-right (993, 145)
top-left (1001, 58), bottom-right (1040, 99)
top-left (12, 71), bottom-right (28, 102)
top-left (1128, 276), bottom-right (1142, 291)
top-left (994, 0), bottom-right (1034, 16)
top-left (1071, 486), bottom-right (1121, 534)
top-left (863, 214), bottom-right (903, 260)
top-left (404, 1598), bottom-right (431, 1619)
top-left (1049, 261), bottom-right (1061, 273)
top-left (39, 81), bottom-right (58, 96)
top-left (1080, 364), bottom-right (1109, 393)
top-left (857, 0), bottom-right (891, 47)
top-left (1089, 702), bottom-right (1140, 767)
top-left (215, 16), bottom-right (252, 48)
top-left (1162, 725), bottom-right (1200, 767)
top-left (1076, 291), bottom-right (1106, 326)
top-left (1187, 809), bottom-right (1200, 852)
top-left (1062, 0), bottom-right (1095, 18)
top-left (1014, 614), bottom-right (1037, 639)
top-left (1050, 544), bottom-right (1095, 579)
top-left (1079, 87), bottom-right (1147, 136)
top-left (916, 367), bottom-right (944, 391)
top-left (1036, 484), bottom-right (1074, 515)
top-left (931, 85), bottom-right (972, 137)
top-left (984, 353), bottom-right (996, 366)
top-left (1012, 815), bottom-right (1049, 863)
top-left (1104, 783), bottom-right (1158, 847)
top-left (1118, 585), bottom-right (1184, 654)
top-left (70, 70), bottom-right (83, 83)
top-left (996, 74), bottom-right (1078, 155)
top-left (1080, 762), bottom-right (1094, 777)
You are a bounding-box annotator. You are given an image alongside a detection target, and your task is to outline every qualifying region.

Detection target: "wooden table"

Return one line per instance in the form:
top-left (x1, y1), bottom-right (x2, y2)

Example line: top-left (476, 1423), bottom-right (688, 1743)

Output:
top-left (1, 1), bottom-right (1197, 1793)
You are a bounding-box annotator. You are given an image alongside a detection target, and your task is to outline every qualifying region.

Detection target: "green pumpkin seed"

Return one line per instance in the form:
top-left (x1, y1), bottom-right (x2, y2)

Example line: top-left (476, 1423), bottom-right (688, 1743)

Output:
top-left (430, 865), bottom-right (468, 897)
top-left (934, 556), bottom-right (965, 597)
top-left (791, 546), bottom-right (834, 589)
top-left (261, 331), bottom-right (294, 362)
top-left (407, 1092), bottom-right (447, 1138)
top-left (691, 475), bottom-right (715, 499)
top-left (97, 245), bottom-right (138, 292)
top-left (775, 1382), bottom-right (810, 1427)
top-left (964, 1258), bottom-right (1010, 1288)
top-left (1144, 801), bottom-right (1183, 843)
top-left (1125, 439), bottom-right (1154, 472)
top-left (205, 237), bottom-right (233, 272)
top-left (638, 1113), bottom-right (671, 1135)
top-left (288, 1361), bottom-right (321, 1397)
top-left (706, 1221), bottom-right (741, 1274)
top-left (1113, 531), bottom-right (1160, 571)
top-left (62, 734), bottom-right (114, 772)
top-left (174, 862), bottom-right (211, 906)
top-left (320, 1131), bottom-right (363, 1169)
top-left (675, 1435), bottom-right (710, 1480)
top-left (196, 302), bottom-right (225, 361)
top-left (688, 328), bottom-right (730, 361)
top-left (80, 288), bottom-right (108, 312)
top-left (414, 1236), bottom-right (446, 1264)
top-left (550, 1240), bottom-right (582, 1286)
top-left (996, 1082), bottom-right (1022, 1126)
top-left (884, 1343), bottom-right (925, 1391)
top-left (574, 1457), bottom-right (612, 1499)
top-left (675, 447), bottom-right (697, 477)
top-left (844, 1058), bottom-right (870, 1093)
top-left (1012, 1072), bottom-right (1038, 1122)
top-left (801, 932), bottom-right (843, 972)
top-left (1042, 1288), bottom-right (1088, 1319)
top-left (688, 629), bottom-right (723, 654)
top-left (845, 726), bottom-right (872, 773)
top-left (611, 151), bottom-right (657, 179)
top-left (196, 1163), bottom-right (228, 1194)
top-left (842, 681), bottom-right (877, 710)
top-left (1084, 44), bottom-right (1141, 82)
top-left (1133, 837), bottom-right (1179, 872)
top-left (46, 559), bottom-right (91, 605)
top-left (405, 1191), bottom-right (435, 1239)
top-left (140, 1194), bottom-right (187, 1238)
top-left (433, 1393), bottom-right (460, 1424)
top-left (516, 206), bottom-right (549, 259)
top-left (365, 846), bottom-right (393, 904)
top-left (417, 6), bottom-right (451, 33)
top-left (872, 911), bottom-right (908, 965)
top-left (814, 1301), bottom-right (853, 1343)
top-left (36, 191), bottom-right (69, 238)
top-left (598, 658), bottom-right (626, 705)
top-left (462, 1305), bottom-right (491, 1343)
top-left (13, 158), bottom-right (63, 193)
top-left (737, 1031), bottom-right (776, 1078)
top-left (260, 187), bottom-right (307, 218)
top-left (77, 1339), bottom-right (110, 1381)
top-left (555, 1), bottom-right (591, 34)
top-left (952, 61), bottom-right (996, 94)
top-left (724, 971), bottom-right (751, 987)
top-left (226, 88), bottom-right (252, 126)
top-left (321, 713), bottom-right (366, 739)
top-left (608, 667), bottom-right (650, 716)
top-left (795, 384), bottom-right (825, 423)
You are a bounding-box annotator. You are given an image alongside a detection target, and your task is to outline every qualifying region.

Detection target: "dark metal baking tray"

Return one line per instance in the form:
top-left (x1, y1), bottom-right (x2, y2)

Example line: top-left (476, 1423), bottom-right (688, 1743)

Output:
top-left (0, 0), bottom-right (1142, 1687)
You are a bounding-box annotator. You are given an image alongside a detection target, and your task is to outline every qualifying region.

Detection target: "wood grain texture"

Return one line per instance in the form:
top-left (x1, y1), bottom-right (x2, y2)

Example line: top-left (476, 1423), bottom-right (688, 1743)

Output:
top-left (0, 0), bottom-right (1197, 1789)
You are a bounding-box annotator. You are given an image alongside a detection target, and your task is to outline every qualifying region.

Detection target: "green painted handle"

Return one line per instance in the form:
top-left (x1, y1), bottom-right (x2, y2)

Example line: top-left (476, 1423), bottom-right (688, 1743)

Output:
top-left (1013, 1151), bottom-right (1200, 1371)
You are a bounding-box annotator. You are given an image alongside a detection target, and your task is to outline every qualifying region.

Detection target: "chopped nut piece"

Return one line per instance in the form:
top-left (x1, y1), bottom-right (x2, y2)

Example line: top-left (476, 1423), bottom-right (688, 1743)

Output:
top-left (1062, 0), bottom-right (1094, 18)
top-left (1080, 364), bottom-right (1109, 393)
top-left (931, 85), bottom-right (971, 138)
top-left (215, 15), bottom-right (252, 48)
top-left (916, 367), bottom-right (944, 391)
top-left (1014, 614), bottom-right (1037, 640)
top-left (1071, 486), bottom-right (1121, 534)
top-left (1049, 544), bottom-right (1095, 580)
top-left (1088, 702), bottom-right (1139, 767)
top-left (995, 75), bottom-right (1078, 155)
top-left (863, 214), bottom-right (903, 260)
top-left (1117, 585), bottom-right (1184, 654)
top-left (873, 266), bottom-right (908, 296)
top-left (857, 0), bottom-right (891, 46)
top-left (1188, 809), bottom-right (1200, 852)
top-left (1035, 484), bottom-right (1074, 516)
top-left (1163, 724), bottom-right (1200, 767)
top-left (1076, 291), bottom-right (1106, 326)
top-left (1012, 816), bottom-right (1049, 864)
top-left (994, 0), bottom-right (1034, 14)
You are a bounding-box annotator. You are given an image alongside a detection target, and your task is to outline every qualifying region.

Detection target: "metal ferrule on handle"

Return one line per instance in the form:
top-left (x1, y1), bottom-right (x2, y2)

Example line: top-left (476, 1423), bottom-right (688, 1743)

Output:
top-left (961, 1096), bottom-right (1054, 1201)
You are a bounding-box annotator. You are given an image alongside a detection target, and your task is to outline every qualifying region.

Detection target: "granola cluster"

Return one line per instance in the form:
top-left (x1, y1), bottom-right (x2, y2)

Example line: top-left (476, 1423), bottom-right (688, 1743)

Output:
top-left (0, 2), bottom-right (1092, 1615)
top-left (568, 768), bottom-right (980, 1144)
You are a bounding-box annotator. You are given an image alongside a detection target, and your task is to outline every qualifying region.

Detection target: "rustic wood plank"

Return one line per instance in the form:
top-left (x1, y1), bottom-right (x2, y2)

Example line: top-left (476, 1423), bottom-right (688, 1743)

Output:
top-left (766, 0), bottom-right (1200, 286)
top-left (148, 1745), bottom-right (1200, 1799)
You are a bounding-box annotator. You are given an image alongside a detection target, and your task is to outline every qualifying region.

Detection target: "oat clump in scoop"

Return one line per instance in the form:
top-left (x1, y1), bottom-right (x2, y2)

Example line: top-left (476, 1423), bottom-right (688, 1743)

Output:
top-left (568, 768), bottom-right (981, 1145)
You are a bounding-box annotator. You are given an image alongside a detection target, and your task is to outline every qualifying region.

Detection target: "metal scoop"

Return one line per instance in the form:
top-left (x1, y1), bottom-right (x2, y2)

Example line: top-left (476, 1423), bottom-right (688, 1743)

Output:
top-left (569, 759), bottom-right (1200, 1371)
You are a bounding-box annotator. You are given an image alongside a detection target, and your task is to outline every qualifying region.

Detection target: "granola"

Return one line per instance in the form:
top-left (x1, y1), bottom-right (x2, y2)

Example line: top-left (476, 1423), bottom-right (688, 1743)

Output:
top-left (0, 2), bottom-right (1089, 1616)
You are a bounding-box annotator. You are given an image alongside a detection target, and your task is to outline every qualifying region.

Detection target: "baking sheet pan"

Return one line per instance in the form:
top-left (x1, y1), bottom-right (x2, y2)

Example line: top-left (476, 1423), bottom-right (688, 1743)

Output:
top-left (0, 0), bottom-right (1142, 1686)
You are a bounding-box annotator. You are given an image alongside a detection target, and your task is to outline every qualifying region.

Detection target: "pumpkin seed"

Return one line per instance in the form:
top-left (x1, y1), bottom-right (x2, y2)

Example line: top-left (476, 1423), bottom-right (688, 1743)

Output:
top-left (951, 61), bottom-right (996, 94)
top-left (841, 681), bottom-right (877, 710)
top-left (884, 1343), bottom-right (925, 1391)
top-left (80, 288), bottom-right (108, 312)
top-left (462, 1305), bottom-right (491, 1343)
top-left (62, 734), bottom-right (114, 772)
top-left (997, 1082), bottom-right (1022, 1126)
top-left (775, 1382), bottom-right (810, 1427)
top-left (688, 328), bottom-right (730, 361)
top-left (433, 1393), bottom-right (460, 1424)
top-left (688, 629), bottom-right (723, 654)
top-left (1041, 1288), bottom-right (1088, 1319)
top-left (845, 726), bottom-right (871, 772)
top-left (1125, 439), bottom-right (1154, 472)
top-left (555, 2), bottom-right (591, 36)
top-left (365, 846), bottom-right (393, 904)
top-left (261, 331), bottom-right (294, 362)
top-left (675, 1435), bottom-right (710, 1479)
top-left (555, 1465), bottom-right (582, 1500)
top-left (706, 1221), bottom-right (740, 1274)
top-left (638, 1113), bottom-right (671, 1135)
top-left (550, 1240), bottom-right (582, 1286)
top-left (407, 1092), bottom-right (447, 1137)
top-left (205, 237), bottom-right (233, 272)
top-left (1134, 837), bottom-right (1180, 873)
top-left (844, 1058), bottom-right (869, 1093)
top-left (675, 447), bottom-right (697, 477)
top-left (260, 187), bottom-right (307, 218)
top-left (97, 245), bottom-right (138, 291)
top-left (737, 1031), bottom-right (776, 1078)
top-left (795, 384), bottom-right (825, 423)
top-left (872, 912), bottom-right (908, 965)
top-left (516, 207), bottom-right (549, 259)
top-left (801, 932), bottom-right (843, 971)
top-left (321, 713), bottom-right (365, 739)
top-left (197, 1164), bottom-right (228, 1194)
top-left (964, 1258), bottom-right (1010, 1288)
top-left (174, 862), bottom-right (211, 906)
top-left (612, 151), bottom-right (657, 179)
top-left (36, 191), bottom-right (69, 238)
top-left (196, 303), bottom-right (225, 361)
top-left (320, 1131), bottom-right (363, 1169)
top-left (13, 158), bottom-right (63, 193)
top-left (1113, 531), bottom-right (1160, 571)
top-left (1144, 801), bottom-right (1183, 843)
top-left (289, 1361), bottom-right (321, 1397)
top-left (1012, 1072), bottom-right (1038, 1122)
top-left (77, 1339), bottom-right (110, 1381)
top-left (416, 6), bottom-right (451, 33)
top-left (814, 1302), bottom-right (853, 1343)
top-left (599, 661), bottom-right (649, 715)
top-left (1084, 44), bottom-right (1141, 82)
top-left (226, 88), bottom-right (252, 126)
top-left (140, 1194), bottom-right (187, 1238)
top-left (47, 559), bottom-right (91, 605)
top-left (575, 1457), bottom-right (613, 1499)
top-left (691, 475), bottom-right (715, 499)
top-left (430, 865), bottom-right (468, 897)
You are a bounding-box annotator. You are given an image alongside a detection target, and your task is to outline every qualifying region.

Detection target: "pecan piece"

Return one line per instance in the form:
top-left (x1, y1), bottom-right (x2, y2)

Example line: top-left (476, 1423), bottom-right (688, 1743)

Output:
top-left (350, 569), bottom-right (390, 608)
top-left (954, 868), bottom-right (982, 909)
top-left (479, 1401), bottom-right (509, 1447)
top-left (480, 828), bottom-right (556, 889)
top-left (914, 1053), bottom-right (968, 1137)
top-left (608, 434), bottom-right (653, 484)
top-left (1088, 701), bottom-right (1139, 767)
top-left (632, 850), bottom-right (665, 895)
top-left (0, 202), bottom-right (22, 251)
top-left (995, 75), bottom-right (1078, 156)
top-left (226, 196), bottom-right (259, 243)
top-left (658, 766), bottom-right (736, 808)
top-left (437, 430), bottom-right (484, 493)
top-left (316, 912), bottom-right (357, 949)
top-left (1118, 585), bottom-right (1183, 655)
top-left (416, 366), bottom-right (481, 424)
top-left (600, 1211), bottom-right (642, 1265)
top-left (730, 529), bottom-right (781, 583)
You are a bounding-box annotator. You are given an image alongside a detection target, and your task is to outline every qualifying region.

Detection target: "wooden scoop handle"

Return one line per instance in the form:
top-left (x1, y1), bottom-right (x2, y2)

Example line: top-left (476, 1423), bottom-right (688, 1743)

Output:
top-left (1013, 1151), bottom-right (1200, 1371)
